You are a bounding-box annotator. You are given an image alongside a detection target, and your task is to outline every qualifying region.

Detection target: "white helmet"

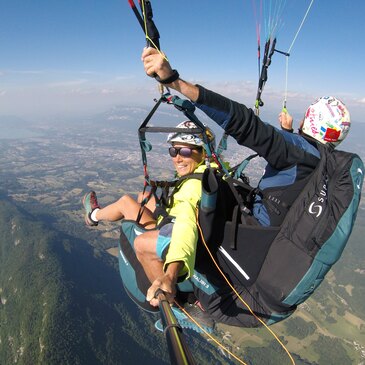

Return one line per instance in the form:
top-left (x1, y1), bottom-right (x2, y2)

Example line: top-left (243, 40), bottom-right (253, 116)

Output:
top-left (167, 121), bottom-right (215, 148)
top-left (301, 96), bottom-right (351, 147)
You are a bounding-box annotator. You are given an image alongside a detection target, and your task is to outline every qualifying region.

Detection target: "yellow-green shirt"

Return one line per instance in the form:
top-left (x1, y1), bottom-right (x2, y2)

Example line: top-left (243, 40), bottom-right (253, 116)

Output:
top-left (163, 163), bottom-right (210, 280)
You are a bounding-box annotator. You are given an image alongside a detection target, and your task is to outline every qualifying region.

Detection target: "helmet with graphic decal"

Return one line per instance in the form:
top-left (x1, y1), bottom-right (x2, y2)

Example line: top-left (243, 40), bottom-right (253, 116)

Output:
top-left (301, 96), bottom-right (351, 147)
top-left (167, 121), bottom-right (216, 149)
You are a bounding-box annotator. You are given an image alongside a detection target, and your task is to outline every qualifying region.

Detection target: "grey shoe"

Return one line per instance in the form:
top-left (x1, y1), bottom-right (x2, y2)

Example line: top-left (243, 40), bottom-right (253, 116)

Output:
top-left (82, 191), bottom-right (100, 226)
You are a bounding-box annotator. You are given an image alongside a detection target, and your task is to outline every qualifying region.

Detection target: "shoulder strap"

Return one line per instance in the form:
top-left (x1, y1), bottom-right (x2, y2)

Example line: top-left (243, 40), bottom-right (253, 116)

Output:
top-left (231, 153), bottom-right (259, 180)
top-left (151, 173), bottom-right (204, 226)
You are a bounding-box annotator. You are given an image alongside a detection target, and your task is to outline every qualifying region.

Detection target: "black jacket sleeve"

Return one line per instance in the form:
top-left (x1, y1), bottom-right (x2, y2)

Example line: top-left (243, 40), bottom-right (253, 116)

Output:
top-left (195, 85), bottom-right (319, 171)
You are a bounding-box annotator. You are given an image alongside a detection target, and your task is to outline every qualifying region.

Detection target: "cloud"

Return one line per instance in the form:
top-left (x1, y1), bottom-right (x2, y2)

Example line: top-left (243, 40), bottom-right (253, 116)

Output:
top-left (64, 87), bottom-right (118, 96)
top-left (101, 88), bottom-right (116, 95)
top-left (48, 79), bottom-right (88, 88)
top-left (107, 115), bottom-right (130, 121)
top-left (0, 90), bottom-right (6, 96)
top-left (115, 75), bottom-right (135, 81)
top-left (80, 70), bottom-right (102, 75)
top-left (0, 69), bottom-right (45, 77)
top-left (358, 97), bottom-right (365, 104)
top-left (17, 70), bottom-right (45, 75)
top-left (69, 88), bottom-right (89, 95)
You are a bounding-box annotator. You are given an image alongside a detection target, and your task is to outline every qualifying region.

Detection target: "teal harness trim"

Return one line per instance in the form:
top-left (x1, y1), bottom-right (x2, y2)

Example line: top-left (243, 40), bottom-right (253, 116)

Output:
top-left (232, 153), bottom-right (259, 180)
top-left (190, 269), bottom-right (218, 295)
top-left (282, 156), bottom-right (364, 307)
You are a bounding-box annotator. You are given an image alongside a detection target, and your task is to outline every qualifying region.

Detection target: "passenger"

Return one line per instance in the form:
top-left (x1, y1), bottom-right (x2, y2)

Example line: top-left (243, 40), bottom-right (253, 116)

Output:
top-left (83, 121), bottom-right (216, 332)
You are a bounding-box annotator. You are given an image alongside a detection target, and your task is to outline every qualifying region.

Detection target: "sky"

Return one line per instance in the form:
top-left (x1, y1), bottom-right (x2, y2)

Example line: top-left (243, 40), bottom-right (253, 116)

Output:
top-left (0, 0), bottom-right (364, 124)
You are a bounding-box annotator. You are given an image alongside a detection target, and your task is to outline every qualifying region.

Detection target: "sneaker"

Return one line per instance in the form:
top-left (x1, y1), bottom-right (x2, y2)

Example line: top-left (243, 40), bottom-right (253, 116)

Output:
top-left (154, 304), bottom-right (215, 335)
top-left (82, 191), bottom-right (100, 226)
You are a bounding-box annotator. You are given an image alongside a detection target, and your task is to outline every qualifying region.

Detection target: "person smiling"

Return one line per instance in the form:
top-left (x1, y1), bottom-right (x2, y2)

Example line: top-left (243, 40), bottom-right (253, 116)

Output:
top-left (82, 121), bottom-right (216, 332)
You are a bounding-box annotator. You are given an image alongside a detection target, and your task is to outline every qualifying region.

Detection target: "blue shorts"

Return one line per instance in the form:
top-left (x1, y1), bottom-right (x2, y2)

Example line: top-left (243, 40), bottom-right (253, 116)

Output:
top-left (156, 222), bottom-right (173, 260)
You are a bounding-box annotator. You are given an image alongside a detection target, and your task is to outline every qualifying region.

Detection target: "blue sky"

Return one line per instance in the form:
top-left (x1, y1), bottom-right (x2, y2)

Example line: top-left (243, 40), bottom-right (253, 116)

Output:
top-left (0, 0), bottom-right (364, 123)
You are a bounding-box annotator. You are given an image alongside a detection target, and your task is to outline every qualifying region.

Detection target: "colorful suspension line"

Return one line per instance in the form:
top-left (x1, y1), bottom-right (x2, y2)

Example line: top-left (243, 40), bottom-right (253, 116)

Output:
top-left (263, 0), bottom-right (288, 41)
top-left (252, 0), bottom-right (288, 115)
top-left (251, 0), bottom-right (262, 80)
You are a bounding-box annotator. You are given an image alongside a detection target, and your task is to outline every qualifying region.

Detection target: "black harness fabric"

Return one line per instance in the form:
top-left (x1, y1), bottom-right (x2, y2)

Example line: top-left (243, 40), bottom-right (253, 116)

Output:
top-left (195, 168), bottom-right (277, 288)
top-left (195, 144), bottom-right (364, 323)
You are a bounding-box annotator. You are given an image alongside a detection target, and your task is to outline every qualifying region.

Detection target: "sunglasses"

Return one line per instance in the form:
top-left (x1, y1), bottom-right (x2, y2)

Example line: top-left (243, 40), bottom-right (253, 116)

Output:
top-left (168, 146), bottom-right (202, 158)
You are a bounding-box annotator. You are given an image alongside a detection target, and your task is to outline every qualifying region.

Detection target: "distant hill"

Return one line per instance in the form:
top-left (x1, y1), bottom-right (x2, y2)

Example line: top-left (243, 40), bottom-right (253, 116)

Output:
top-left (0, 196), bottom-right (171, 365)
top-left (0, 115), bottom-right (43, 139)
top-left (340, 121), bottom-right (365, 154)
top-left (0, 115), bottom-right (30, 127)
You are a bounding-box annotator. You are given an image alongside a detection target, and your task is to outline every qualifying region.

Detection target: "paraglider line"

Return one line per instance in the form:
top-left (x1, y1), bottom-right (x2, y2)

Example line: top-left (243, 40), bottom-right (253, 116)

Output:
top-left (283, 0), bottom-right (315, 108)
top-left (287, 0), bottom-right (315, 55)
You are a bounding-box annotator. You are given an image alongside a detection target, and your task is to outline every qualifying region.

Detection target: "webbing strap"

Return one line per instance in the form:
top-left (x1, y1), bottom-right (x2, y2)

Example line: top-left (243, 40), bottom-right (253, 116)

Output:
top-left (217, 133), bottom-right (228, 156)
top-left (138, 173), bottom-right (203, 225)
top-left (138, 97), bottom-right (164, 185)
top-left (225, 177), bottom-right (252, 215)
top-left (255, 38), bottom-right (277, 115)
top-left (232, 153), bottom-right (259, 179)
top-left (136, 184), bottom-right (156, 224)
top-left (228, 205), bottom-right (239, 250)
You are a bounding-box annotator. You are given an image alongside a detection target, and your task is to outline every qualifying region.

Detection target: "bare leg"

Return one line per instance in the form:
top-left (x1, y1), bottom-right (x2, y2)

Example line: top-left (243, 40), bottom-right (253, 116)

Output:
top-left (95, 194), bottom-right (156, 227)
top-left (134, 230), bottom-right (163, 284)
